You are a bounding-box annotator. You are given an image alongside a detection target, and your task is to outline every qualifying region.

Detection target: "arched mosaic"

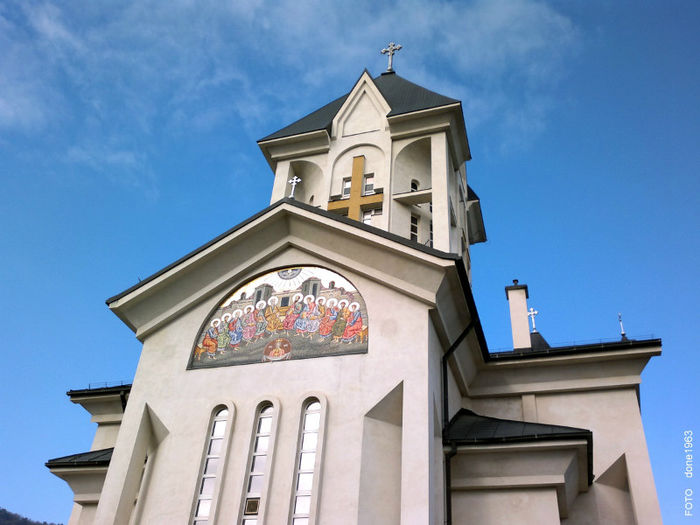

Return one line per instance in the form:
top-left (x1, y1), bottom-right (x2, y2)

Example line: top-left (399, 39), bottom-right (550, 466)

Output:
top-left (189, 266), bottom-right (368, 369)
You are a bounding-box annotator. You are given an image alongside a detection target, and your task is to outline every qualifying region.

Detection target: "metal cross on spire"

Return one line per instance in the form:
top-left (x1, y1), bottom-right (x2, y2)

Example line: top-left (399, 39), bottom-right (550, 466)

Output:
top-left (381, 42), bottom-right (402, 72)
top-left (618, 312), bottom-right (628, 340)
top-left (527, 307), bottom-right (539, 332)
top-left (288, 176), bottom-right (302, 199)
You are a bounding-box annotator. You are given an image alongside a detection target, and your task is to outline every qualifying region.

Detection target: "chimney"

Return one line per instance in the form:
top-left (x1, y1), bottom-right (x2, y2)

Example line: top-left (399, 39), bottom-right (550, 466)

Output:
top-left (505, 279), bottom-right (530, 349)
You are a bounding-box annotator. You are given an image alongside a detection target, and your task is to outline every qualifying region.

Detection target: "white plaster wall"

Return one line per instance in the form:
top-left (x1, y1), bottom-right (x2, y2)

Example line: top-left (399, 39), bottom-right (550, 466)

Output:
top-left (270, 160), bottom-right (292, 203)
top-left (535, 388), bottom-right (662, 524)
top-left (469, 396), bottom-right (524, 421)
top-left (95, 253), bottom-right (441, 525)
top-left (91, 423), bottom-right (121, 451)
top-left (452, 488), bottom-right (560, 525)
top-left (342, 92), bottom-right (383, 136)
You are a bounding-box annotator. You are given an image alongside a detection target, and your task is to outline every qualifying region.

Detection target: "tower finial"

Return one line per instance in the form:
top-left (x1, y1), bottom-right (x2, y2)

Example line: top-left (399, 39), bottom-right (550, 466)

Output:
top-left (618, 312), bottom-right (628, 340)
top-left (381, 42), bottom-right (402, 72)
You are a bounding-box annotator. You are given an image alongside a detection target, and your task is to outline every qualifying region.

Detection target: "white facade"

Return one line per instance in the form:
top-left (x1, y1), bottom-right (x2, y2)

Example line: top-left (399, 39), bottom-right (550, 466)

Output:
top-left (48, 70), bottom-right (661, 525)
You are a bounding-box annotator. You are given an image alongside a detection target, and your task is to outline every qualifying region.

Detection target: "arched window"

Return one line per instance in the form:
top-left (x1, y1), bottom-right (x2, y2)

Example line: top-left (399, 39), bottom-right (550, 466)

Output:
top-left (290, 399), bottom-right (323, 524)
top-left (192, 407), bottom-right (231, 524)
top-left (410, 180), bottom-right (419, 192)
top-left (241, 403), bottom-right (276, 524)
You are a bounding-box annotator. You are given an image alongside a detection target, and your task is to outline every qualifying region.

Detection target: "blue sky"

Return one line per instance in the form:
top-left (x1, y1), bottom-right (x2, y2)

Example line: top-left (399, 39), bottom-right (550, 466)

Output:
top-left (1, 1), bottom-right (698, 522)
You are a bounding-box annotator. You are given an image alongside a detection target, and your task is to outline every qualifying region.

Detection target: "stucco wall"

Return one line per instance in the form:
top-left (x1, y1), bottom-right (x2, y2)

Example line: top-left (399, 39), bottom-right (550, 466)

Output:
top-left (95, 254), bottom-right (443, 524)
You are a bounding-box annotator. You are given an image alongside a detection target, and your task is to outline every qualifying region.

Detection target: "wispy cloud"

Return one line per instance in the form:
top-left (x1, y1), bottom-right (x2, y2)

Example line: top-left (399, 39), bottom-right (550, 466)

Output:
top-left (1, 0), bottom-right (579, 186)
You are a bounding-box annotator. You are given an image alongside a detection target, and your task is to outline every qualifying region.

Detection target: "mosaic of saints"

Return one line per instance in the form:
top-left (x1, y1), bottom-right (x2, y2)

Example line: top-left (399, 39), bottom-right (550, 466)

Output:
top-left (190, 267), bottom-right (369, 369)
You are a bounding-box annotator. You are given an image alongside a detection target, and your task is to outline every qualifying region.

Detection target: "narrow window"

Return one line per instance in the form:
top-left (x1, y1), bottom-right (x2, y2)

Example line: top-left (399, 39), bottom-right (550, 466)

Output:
top-left (362, 173), bottom-right (375, 195)
top-left (410, 215), bottom-right (419, 242)
top-left (291, 399), bottom-right (322, 525)
top-left (362, 210), bottom-right (373, 225)
top-left (410, 180), bottom-right (419, 192)
top-left (429, 220), bottom-right (433, 248)
top-left (193, 407), bottom-right (230, 524)
top-left (342, 178), bottom-right (352, 198)
top-left (242, 404), bottom-right (275, 524)
top-left (281, 296), bottom-right (290, 307)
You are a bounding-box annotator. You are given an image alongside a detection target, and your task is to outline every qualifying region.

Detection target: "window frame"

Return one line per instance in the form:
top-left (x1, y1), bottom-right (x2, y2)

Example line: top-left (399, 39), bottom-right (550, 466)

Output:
top-left (288, 394), bottom-right (328, 525)
top-left (362, 173), bottom-right (375, 196)
top-left (191, 404), bottom-right (235, 525)
top-left (410, 214), bottom-right (419, 242)
top-left (239, 399), bottom-right (280, 525)
top-left (341, 177), bottom-right (352, 198)
top-left (361, 207), bottom-right (381, 225)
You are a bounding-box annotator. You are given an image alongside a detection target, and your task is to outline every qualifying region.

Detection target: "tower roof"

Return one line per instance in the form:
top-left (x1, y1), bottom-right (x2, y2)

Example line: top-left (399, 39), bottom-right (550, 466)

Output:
top-left (259, 71), bottom-right (460, 142)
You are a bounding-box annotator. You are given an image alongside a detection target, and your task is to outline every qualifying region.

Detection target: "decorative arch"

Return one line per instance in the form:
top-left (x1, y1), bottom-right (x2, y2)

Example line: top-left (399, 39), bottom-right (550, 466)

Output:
top-left (394, 137), bottom-right (431, 194)
top-left (189, 266), bottom-right (369, 369)
top-left (287, 160), bottom-right (324, 205)
top-left (330, 143), bottom-right (385, 198)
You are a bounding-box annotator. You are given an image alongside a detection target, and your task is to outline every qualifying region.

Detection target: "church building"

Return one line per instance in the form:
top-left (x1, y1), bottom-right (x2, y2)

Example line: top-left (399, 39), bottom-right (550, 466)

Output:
top-left (47, 49), bottom-right (662, 524)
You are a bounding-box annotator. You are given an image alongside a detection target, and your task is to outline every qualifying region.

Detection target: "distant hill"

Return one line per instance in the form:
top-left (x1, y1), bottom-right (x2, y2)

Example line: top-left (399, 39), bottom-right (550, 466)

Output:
top-left (0, 508), bottom-right (61, 525)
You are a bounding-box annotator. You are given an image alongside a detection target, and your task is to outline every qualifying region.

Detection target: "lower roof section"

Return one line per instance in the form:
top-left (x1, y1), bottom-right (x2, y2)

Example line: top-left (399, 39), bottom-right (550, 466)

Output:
top-left (46, 447), bottom-right (113, 469)
top-left (445, 408), bottom-right (593, 485)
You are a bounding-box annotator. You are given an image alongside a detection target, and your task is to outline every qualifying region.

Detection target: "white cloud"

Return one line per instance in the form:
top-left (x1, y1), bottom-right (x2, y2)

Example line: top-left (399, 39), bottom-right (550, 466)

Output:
top-left (1, 0), bottom-right (579, 182)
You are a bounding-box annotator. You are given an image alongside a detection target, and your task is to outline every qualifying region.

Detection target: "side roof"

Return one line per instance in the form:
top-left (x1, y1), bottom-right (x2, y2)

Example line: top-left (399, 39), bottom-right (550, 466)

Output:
top-left (46, 448), bottom-right (113, 469)
top-left (67, 384), bottom-right (132, 398)
top-left (259, 71), bottom-right (460, 142)
top-left (445, 408), bottom-right (593, 484)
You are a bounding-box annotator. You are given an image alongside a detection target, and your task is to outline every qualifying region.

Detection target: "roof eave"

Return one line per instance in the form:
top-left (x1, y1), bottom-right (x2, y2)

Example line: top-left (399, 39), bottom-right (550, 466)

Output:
top-left (387, 102), bottom-right (471, 165)
top-left (257, 129), bottom-right (331, 171)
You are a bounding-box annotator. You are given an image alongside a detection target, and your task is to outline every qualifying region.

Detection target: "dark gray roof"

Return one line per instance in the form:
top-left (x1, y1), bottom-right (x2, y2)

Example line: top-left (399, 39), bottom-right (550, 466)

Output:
top-left (445, 408), bottom-right (590, 445)
top-left (488, 337), bottom-right (662, 361)
top-left (530, 331), bottom-right (551, 350)
top-left (67, 384), bottom-right (132, 398)
top-left (46, 448), bottom-right (113, 468)
top-left (259, 92), bottom-right (349, 142)
top-left (373, 72), bottom-right (459, 116)
top-left (259, 71), bottom-right (459, 142)
top-left (445, 409), bottom-right (593, 484)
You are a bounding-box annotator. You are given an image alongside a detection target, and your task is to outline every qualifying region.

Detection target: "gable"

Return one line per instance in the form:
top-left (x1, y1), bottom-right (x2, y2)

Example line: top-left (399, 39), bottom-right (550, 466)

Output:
top-left (341, 92), bottom-right (383, 137)
top-left (333, 72), bottom-right (390, 139)
top-left (107, 200), bottom-right (460, 342)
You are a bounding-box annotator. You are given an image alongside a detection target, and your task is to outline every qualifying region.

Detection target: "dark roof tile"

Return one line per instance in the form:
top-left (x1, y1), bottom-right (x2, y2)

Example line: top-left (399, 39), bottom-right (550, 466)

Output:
top-left (259, 72), bottom-right (459, 142)
top-left (46, 448), bottom-right (113, 468)
top-left (445, 408), bottom-right (590, 445)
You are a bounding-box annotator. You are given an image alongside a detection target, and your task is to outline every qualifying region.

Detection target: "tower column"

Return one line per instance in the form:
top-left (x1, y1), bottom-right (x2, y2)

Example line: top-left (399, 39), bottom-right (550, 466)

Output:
top-left (430, 133), bottom-right (451, 252)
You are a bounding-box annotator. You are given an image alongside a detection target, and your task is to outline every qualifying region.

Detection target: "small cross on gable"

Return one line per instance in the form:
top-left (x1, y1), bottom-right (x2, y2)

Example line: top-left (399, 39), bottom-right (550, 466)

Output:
top-left (327, 156), bottom-right (383, 221)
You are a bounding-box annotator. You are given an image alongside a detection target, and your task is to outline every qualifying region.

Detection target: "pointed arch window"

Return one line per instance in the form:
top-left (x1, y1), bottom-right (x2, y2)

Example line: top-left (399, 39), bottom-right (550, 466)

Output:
top-left (192, 406), bottom-right (232, 524)
top-left (241, 403), bottom-right (277, 524)
top-left (290, 398), bottom-right (325, 525)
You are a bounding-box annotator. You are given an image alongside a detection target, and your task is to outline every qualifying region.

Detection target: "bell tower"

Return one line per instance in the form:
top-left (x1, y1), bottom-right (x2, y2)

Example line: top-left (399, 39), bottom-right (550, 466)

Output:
top-left (257, 66), bottom-right (486, 278)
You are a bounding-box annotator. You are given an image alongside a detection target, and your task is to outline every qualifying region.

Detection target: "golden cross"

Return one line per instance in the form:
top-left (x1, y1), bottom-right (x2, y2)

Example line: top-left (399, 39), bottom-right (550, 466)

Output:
top-left (327, 156), bottom-right (383, 221)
